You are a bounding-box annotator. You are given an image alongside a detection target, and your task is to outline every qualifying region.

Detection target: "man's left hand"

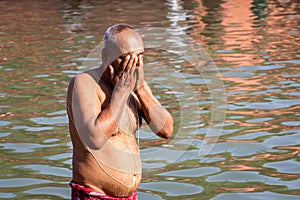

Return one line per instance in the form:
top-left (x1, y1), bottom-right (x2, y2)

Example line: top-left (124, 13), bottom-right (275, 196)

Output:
top-left (135, 54), bottom-right (145, 91)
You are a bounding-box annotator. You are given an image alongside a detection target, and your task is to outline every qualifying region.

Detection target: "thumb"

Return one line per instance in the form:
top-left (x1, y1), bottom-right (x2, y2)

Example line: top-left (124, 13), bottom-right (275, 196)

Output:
top-left (108, 65), bottom-right (114, 81)
top-left (109, 65), bottom-right (118, 86)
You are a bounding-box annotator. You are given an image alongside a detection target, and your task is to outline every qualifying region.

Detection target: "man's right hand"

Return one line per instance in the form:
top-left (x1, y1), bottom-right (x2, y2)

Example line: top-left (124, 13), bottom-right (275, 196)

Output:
top-left (109, 54), bottom-right (138, 93)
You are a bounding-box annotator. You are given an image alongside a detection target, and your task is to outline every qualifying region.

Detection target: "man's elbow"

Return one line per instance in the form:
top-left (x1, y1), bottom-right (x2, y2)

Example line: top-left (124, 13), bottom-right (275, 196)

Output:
top-left (88, 136), bottom-right (106, 150)
top-left (83, 124), bottom-right (108, 150)
top-left (157, 117), bottom-right (173, 139)
top-left (160, 127), bottom-right (173, 139)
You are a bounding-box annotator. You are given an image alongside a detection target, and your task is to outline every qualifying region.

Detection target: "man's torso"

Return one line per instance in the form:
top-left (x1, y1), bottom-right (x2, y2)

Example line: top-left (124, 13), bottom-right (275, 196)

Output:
top-left (67, 68), bottom-right (142, 197)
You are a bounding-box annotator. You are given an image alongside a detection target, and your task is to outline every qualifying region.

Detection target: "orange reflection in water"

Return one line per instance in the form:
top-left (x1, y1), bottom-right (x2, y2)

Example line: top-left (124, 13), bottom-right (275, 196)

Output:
top-left (219, 0), bottom-right (264, 67)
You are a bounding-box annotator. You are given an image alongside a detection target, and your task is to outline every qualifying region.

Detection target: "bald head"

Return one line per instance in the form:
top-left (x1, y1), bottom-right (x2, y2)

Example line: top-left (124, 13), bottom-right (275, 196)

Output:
top-left (104, 24), bottom-right (133, 41)
top-left (102, 24), bottom-right (144, 67)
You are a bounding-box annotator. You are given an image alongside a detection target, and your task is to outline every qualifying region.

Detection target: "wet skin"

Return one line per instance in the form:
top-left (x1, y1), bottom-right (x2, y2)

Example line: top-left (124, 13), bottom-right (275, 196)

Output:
top-left (67, 28), bottom-right (173, 197)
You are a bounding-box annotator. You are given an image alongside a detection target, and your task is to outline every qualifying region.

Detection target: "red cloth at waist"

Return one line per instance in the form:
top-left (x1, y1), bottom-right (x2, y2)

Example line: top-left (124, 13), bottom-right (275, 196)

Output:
top-left (70, 181), bottom-right (138, 200)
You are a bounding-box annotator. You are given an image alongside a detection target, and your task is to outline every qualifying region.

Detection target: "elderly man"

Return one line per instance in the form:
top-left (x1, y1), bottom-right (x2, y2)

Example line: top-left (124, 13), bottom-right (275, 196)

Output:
top-left (66, 24), bottom-right (173, 200)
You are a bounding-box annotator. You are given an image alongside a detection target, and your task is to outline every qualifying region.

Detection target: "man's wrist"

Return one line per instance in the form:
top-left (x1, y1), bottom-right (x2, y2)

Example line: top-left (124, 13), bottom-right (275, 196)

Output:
top-left (135, 83), bottom-right (147, 97)
top-left (114, 85), bottom-right (132, 97)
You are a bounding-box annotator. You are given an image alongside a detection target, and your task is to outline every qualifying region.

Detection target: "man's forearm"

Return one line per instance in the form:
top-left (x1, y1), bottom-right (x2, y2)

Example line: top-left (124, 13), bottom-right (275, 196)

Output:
top-left (136, 84), bottom-right (158, 123)
top-left (136, 84), bottom-right (173, 138)
top-left (94, 87), bottom-right (131, 145)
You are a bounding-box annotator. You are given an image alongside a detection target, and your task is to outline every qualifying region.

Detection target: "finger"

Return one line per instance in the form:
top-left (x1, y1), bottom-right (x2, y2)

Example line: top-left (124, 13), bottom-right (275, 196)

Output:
top-left (131, 54), bottom-right (138, 74)
top-left (108, 65), bottom-right (114, 81)
top-left (110, 65), bottom-right (123, 85)
top-left (125, 54), bottom-right (136, 72)
top-left (109, 65), bottom-right (118, 85)
top-left (113, 75), bottom-right (120, 85)
top-left (137, 57), bottom-right (143, 75)
top-left (117, 55), bottom-right (130, 77)
top-left (130, 58), bottom-right (138, 80)
top-left (132, 54), bottom-right (138, 69)
top-left (129, 58), bottom-right (135, 75)
top-left (134, 66), bottom-right (139, 79)
top-left (138, 54), bottom-right (143, 68)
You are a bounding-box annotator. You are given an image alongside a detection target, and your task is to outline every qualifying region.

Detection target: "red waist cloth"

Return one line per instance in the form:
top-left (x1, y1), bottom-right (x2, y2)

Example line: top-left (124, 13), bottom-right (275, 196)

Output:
top-left (70, 181), bottom-right (138, 200)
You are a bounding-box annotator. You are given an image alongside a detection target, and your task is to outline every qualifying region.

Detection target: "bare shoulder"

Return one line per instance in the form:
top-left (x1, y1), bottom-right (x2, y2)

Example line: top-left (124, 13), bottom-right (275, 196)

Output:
top-left (74, 68), bottom-right (103, 88)
top-left (73, 71), bottom-right (105, 104)
top-left (74, 67), bottom-right (103, 84)
top-left (74, 72), bottom-right (96, 85)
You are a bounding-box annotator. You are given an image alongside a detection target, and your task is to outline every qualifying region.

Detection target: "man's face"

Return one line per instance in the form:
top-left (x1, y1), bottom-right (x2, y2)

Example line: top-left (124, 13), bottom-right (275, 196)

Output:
top-left (110, 30), bottom-right (144, 72)
top-left (111, 52), bottom-right (144, 72)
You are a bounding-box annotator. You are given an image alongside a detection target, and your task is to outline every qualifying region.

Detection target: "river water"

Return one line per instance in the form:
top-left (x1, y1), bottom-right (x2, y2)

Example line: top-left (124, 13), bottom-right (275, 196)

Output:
top-left (0, 0), bottom-right (299, 199)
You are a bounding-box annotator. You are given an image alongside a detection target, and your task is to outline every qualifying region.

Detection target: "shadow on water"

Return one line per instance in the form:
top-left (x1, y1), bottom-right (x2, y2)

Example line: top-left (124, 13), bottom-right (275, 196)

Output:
top-left (0, 0), bottom-right (299, 199)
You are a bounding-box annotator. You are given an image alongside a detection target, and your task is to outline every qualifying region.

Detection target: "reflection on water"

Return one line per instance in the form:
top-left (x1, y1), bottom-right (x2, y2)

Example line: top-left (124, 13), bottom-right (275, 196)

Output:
top-left (0, 0), bottom-right (299, 199)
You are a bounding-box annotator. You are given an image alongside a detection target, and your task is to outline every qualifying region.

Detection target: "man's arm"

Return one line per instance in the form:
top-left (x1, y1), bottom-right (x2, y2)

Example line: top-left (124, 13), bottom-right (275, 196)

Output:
top-left (136, 84), bottom-right (173, 139)
top-left (72, 55), bottom-right (138, 149)
top-left (135, 54), bottom-right (173, 139)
